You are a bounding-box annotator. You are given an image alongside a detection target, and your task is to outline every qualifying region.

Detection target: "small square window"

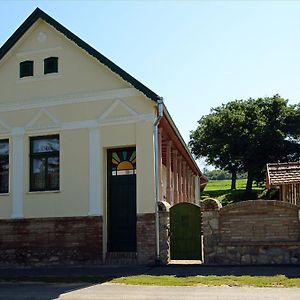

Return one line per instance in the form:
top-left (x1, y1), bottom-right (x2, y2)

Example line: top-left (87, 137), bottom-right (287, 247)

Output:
top-left (20, 61), bottom-right (34, 78)
top-left (44, 57), bottom-right (58, 74)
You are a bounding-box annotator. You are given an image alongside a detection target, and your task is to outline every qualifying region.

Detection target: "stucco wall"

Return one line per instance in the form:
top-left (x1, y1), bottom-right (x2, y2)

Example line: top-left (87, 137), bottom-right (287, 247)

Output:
top-left (0, 19), bottom-right (157, 219)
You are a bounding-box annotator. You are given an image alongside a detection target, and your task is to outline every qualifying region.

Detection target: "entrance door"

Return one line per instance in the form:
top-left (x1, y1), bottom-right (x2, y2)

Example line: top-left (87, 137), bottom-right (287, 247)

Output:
top-left (170, 203), bottom-right (201, 260)
top-left (107, 147), bottom-right (137, 252)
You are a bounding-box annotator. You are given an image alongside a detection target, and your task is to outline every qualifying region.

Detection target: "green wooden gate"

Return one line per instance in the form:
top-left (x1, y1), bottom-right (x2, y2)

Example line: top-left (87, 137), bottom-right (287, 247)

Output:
top-left (170, 203), bottom-right (201, 260)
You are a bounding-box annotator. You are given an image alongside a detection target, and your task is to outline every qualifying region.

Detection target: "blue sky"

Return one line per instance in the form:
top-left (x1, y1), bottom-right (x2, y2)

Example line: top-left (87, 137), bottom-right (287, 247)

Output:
top-left (1, 1), bottom-right (300, 168)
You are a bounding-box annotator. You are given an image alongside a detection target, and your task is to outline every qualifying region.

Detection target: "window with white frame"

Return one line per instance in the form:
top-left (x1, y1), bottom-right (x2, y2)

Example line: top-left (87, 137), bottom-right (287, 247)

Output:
top-left (30, 135), bottom-right (59, 191)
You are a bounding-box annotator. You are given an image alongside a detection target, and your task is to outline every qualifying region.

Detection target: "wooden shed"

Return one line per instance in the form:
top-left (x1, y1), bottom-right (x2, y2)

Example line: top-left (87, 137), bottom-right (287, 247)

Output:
top-left (266, 162), bottom-right (300, 206)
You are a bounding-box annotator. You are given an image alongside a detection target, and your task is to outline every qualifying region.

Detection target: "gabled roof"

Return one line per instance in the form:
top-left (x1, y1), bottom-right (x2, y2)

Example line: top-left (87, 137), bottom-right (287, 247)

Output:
top-left (267, 162), bottom-right (300, 186)
top-left (0, 8), bottom-right (160, 102)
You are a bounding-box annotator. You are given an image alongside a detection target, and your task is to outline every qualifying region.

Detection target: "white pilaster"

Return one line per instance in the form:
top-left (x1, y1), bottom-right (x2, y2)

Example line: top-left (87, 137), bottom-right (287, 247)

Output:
top-left (11, 128), bottom-right (25, 218)
top-left (88, 127), bottom-right (102, 216)
top-left (195, 176), bottom-right (200, 206)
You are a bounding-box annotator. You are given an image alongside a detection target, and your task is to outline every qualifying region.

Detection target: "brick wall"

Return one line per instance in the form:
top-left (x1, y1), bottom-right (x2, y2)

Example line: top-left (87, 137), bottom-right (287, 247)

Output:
top-left (220, 201), bottom-right (300, 243)
top-left (136, 213), bottom-right (156, 264)
top-left (202, 199), bottom-right (300, 264)
top-left (0, 216), bottom-right (103, 265)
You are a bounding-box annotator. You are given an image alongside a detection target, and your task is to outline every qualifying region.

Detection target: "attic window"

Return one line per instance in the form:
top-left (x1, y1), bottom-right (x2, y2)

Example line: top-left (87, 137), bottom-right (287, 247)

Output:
top-left (44, 57), bottom-right (58, 74)
top-left (20, 60), bottom-right (34, 78)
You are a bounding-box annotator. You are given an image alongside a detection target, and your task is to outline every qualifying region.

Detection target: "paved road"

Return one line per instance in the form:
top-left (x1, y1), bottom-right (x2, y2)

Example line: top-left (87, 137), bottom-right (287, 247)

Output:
top-left (0, 282), bottom-right (87, 300)
top-left (1, 282), bottom-right (300, 300)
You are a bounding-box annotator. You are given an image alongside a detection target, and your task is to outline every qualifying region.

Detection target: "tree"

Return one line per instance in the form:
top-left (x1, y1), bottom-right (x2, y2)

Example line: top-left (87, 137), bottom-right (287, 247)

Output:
top-left (190, 95), bottom-right (300, 193)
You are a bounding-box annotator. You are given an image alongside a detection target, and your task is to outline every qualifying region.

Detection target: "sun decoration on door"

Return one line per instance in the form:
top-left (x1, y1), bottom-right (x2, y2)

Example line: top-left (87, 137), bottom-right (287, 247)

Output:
top-left (111, 149), bottom-right (136, 176)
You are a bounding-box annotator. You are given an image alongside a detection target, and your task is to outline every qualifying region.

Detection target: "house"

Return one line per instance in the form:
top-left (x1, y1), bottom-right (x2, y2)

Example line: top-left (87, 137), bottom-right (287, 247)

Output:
top-left (0, 8), bottom-right (205, 264)
top-left (266, 162), bottom-right (300, 206)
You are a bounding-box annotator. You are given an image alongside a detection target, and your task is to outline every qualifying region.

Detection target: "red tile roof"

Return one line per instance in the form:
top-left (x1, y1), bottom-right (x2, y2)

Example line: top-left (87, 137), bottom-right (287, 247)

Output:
top-left (267, 162), bottom-right (300, 186)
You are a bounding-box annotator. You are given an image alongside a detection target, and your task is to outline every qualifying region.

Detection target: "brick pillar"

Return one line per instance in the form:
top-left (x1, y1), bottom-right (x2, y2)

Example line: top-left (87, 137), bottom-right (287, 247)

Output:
top-left (166, 141), bottom-right (172, 204)
top-left (172, 149), bottom-right (178, 204)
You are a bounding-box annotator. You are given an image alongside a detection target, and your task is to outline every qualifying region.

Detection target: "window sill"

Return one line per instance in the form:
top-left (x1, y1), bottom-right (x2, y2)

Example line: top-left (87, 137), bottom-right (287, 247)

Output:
top-left (27, 190), bottom-right (61, 194)
top-left (0, 193), bottom-right (9, 196)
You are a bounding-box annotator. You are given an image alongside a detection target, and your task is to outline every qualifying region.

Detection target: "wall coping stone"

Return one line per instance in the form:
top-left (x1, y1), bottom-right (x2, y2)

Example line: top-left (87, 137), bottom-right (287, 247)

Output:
top-left (220, 200), bottom-right (300, 212)
top-left (158, 201), bottom-right (171, 212)
top-left (202, 198), bottom-right (222, 211)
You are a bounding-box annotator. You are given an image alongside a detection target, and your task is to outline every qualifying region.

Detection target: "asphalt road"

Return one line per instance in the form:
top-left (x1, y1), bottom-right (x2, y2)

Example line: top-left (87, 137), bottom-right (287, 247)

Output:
top-left (1, 282), bottom-right (300, 300)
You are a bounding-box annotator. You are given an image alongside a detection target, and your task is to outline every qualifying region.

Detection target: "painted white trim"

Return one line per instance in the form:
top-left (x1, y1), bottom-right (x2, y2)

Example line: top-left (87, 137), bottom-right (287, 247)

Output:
top-left (62, 120), bottom-right (98, 130)
top-left (0, 118), bottom-right (11, 134)
top-left (98, 99), bottom-right (138, 122)
top-left (99, 113), bottom-right (154, 127)
top-left (11, 130), bottom-right (24, 218)
top-left (25, 108), bottom-right (61, 130)
top-left (0, 88), bottom-right (141, 113)
top-left (16, 46), bottom-right (62, 57)
top-left (88, 127), bottom-right (101, 216)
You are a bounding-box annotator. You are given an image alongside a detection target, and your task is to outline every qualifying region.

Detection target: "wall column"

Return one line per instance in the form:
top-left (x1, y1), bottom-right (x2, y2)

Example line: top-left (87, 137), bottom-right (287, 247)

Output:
top-left (166, 140), bottom-right (172, 204)
top-left (178, 156), bottom-right (182, 202)
top-left (11, 128), bottom-right (24, 218)
top-left (172, 149), bottom-right (178, 204)
top-left (195, 176), bottom-right (200, 205)
top-left (88, 127), bottom-right (102, 216)
top-left (158, 128), bottom-right (163, 201)
top-left (182, 161), bottom-right (187, 201)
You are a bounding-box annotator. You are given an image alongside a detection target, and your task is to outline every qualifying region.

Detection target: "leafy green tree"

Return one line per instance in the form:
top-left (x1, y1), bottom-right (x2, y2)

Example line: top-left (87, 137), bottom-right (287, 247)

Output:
top-left (190, 95), bottom-right (300, 193)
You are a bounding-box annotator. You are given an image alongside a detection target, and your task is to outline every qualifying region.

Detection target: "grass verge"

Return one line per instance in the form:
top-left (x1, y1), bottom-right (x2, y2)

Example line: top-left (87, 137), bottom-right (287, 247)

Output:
top-left (1, 275), bottom-right (300, 288)
top-left (111, 275), bottom-right (300, 287)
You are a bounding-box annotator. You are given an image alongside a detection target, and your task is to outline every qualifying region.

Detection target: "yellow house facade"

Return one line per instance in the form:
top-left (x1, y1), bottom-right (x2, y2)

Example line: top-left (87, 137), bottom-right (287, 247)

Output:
top-left (0, 8), bottom-right (205, 264)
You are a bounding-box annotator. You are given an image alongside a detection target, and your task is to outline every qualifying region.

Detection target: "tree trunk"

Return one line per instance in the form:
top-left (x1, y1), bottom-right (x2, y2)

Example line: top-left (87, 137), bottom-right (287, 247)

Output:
top-left (231, 169), bottom-right (237, 190)
top-left (246, 170), bottom-right (253, 193)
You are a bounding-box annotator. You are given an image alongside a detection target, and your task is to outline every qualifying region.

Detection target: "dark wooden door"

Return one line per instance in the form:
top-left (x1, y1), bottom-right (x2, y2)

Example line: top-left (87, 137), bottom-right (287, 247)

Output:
top-left (170, 203), bottom-right (201, 260)
top-left (107, 148), bottom-right (137, 252)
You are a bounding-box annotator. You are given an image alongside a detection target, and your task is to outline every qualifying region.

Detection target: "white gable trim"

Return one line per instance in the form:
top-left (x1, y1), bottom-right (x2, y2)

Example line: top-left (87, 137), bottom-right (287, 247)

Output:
top-left (25, 108), bottom-right (61, 130)
top-left (97, 99), bottom-right (138, 122)
top-left (0, 88), bottom-right (142, 113)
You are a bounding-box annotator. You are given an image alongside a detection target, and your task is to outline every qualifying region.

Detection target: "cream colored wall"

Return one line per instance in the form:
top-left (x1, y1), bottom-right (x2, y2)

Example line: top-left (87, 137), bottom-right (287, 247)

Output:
top-left (0, 18), bottom-right (157, 219)
top-left (23, 129), bottom-right (89, 218)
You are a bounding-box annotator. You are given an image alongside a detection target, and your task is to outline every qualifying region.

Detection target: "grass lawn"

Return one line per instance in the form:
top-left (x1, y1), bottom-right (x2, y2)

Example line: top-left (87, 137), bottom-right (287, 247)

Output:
top-left (2, 275), bottom-right (300, 288)
top-left (201, 179), bottom-right (265, 206)
top-left (111, 275), bottom-right (300, 287)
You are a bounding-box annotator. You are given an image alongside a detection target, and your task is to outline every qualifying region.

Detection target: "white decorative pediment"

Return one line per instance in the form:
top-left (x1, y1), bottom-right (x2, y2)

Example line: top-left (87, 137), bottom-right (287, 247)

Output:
top-left (0, 118), bottom-right (11, 134)
top-left (97, 99), bottom-right (138, 123)
top-left (25, 108), bottom-right (61, 130)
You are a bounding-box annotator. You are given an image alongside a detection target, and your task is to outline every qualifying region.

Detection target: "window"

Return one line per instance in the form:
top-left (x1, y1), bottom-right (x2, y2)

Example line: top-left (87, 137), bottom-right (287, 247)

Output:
top-left (19, 60), bottom-right (33, 78)
top-left (111, 148), bottom-right (136, 176)
top-left (0, 140), bottom-right (9, 194)
top-left (30, 135), bottom-right (59, 191)
top-left (44, 57), bottom-right (58, 74)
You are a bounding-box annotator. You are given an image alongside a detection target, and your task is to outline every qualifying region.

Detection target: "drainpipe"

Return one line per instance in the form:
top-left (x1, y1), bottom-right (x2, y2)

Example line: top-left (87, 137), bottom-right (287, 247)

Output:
top-left (153, 96), bottom-right (164, 264)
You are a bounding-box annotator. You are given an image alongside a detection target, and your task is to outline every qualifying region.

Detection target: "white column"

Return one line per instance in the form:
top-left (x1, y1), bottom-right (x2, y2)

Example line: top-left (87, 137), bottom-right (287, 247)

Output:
top-left (195, 176), bottom-right (200, 206)
top-left (11, 128), bottom-right (25, 218)
top-left (88, 127), bottom-right (102, 216)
